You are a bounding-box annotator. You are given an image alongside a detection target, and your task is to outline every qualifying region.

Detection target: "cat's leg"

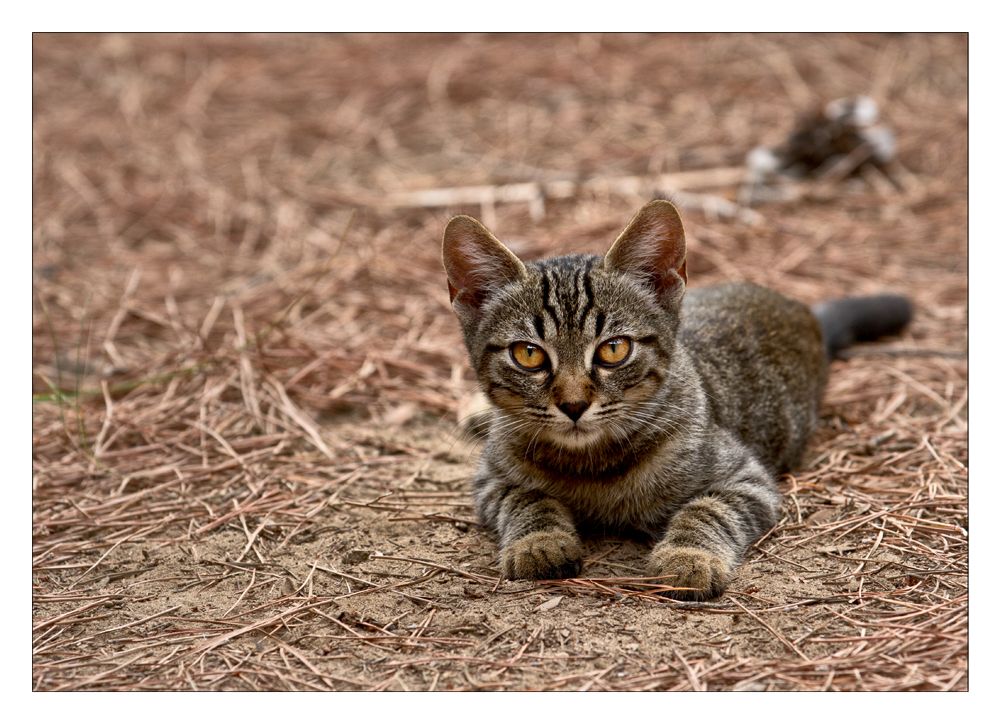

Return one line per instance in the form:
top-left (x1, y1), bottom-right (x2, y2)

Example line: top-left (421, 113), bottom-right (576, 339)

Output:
top-left (647, 441), bottom-right (782, 601)
top-left (475, 475), bottom-right (583, 580)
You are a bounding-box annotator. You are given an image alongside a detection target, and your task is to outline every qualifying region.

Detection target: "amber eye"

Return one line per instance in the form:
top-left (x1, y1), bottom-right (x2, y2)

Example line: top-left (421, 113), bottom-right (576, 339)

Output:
top-left (510, 342), bottom-right (547, 371)
top-left (595, 337), bottom-right (632, 367)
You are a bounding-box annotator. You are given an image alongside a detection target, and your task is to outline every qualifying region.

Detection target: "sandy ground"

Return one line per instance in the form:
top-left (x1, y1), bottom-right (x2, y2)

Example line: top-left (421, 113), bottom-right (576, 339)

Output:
top-left (33, 33), bottom-right (967, 691)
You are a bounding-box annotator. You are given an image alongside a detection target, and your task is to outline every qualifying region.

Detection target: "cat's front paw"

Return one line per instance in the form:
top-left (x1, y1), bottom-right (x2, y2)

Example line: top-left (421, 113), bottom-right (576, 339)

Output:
top-left (647, 545), bottom-right (729, 601)
top-left (501, 530), bottom-right (583, 580)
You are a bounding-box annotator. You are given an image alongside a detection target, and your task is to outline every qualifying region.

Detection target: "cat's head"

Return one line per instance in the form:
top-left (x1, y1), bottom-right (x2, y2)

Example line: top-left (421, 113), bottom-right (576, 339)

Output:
top-left (442, 200), bottom-right (688, 450)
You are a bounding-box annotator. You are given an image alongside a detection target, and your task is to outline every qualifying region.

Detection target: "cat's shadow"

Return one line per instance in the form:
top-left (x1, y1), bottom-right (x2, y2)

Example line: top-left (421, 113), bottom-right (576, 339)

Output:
top-left (577, 531), bottom-right (654, 578)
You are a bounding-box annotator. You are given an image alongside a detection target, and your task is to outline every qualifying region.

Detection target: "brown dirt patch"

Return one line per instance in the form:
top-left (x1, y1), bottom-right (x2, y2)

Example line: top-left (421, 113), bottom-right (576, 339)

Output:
top-left (33, 33), bottom-right (966, 691)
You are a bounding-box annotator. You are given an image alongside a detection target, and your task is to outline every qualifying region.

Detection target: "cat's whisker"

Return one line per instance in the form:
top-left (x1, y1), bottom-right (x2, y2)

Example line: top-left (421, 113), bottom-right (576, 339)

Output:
top-left (612, 414), bottom-right (684, 444)
top-left (444, 405), bottom-right (523, 449)
top-left (625, 402), bottom-right (700, 426)
top-left (660, 367), bottom-right (725, 405)
top-left (524, 425), bottom-right (545, 462)
top-left (599, 403), bottom-right (698, 445)
top-left (626, 401), bottom-right (702, 430)
top-left (486, 418), bottom-right (534, 442)
top-left (605, 419), bottom-right (637, 456)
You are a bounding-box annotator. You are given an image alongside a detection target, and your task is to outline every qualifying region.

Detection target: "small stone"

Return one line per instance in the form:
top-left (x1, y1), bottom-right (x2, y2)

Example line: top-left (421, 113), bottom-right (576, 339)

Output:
top-left (342, 549), bottom-right (371, 565)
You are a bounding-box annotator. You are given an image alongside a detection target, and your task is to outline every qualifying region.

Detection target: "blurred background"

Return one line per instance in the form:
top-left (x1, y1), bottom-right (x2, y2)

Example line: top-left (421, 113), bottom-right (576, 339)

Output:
top-left (32, 33), bottom-right (967, 427)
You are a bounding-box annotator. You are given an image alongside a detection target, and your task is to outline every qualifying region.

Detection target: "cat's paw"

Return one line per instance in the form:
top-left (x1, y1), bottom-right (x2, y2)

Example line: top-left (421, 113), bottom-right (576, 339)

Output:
top-left (501, 530), bottom-right (583, 580)
top-left (647, 546), bottom-right (729, 601)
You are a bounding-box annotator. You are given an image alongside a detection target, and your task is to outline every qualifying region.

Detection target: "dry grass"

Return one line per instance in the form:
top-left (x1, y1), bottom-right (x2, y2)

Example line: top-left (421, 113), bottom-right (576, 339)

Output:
top-left (33, 33), bottom-right (966, 691)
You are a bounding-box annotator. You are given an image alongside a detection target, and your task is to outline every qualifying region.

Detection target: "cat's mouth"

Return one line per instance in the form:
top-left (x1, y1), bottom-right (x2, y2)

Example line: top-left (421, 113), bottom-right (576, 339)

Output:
top-left (548, 423), bottom-right (603, 449)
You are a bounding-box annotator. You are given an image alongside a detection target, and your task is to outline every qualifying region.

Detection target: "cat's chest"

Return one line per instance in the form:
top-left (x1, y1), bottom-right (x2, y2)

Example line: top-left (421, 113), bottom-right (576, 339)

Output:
top-left (521, 454), bottom-right (693, 534)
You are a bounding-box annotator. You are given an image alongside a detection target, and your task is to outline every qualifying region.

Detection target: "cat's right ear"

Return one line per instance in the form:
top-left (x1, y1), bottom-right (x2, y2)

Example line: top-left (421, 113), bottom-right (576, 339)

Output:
top-left (604, 200), bottom-right (688, 309)
top-left (442, 215), bottom-right (527, 323)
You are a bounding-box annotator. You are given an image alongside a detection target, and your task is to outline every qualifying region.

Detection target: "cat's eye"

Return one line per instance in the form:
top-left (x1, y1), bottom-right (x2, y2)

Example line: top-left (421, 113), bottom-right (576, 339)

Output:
top-left (510, 342), bottom-right (547, 371)
top-left (595, 337), bottom-right (632, 367)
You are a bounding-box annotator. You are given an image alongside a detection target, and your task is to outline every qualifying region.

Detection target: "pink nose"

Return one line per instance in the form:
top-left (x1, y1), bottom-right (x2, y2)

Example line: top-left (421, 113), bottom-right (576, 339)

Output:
top-left (558, 401), bottom-right (590, 421)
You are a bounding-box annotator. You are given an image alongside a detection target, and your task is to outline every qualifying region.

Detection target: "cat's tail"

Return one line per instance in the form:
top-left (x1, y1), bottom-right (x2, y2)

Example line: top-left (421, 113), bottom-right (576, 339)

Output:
top-left (811, 295), bottom-right (913, 360)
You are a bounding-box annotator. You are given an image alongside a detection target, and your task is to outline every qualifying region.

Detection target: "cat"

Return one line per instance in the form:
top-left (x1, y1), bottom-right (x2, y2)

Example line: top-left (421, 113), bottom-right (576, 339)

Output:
top-left (441, 200), bottom-right (911, 600)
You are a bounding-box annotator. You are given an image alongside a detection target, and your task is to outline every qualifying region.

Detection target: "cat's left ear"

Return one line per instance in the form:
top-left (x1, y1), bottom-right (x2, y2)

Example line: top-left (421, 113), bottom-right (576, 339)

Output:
top-left (442, 215), bottom-right (527, 323)
top-left (604, 200), bottom-right (688, 307)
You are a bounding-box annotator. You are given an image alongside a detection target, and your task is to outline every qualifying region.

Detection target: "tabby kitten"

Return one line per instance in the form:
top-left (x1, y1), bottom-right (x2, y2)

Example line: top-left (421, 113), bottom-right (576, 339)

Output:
top-left (441, 200), bottom-right (910, 600)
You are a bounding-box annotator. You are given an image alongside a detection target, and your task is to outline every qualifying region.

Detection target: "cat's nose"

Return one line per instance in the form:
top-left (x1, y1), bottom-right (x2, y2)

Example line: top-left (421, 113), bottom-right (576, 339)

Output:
top-left (558, 401), bottom-right (590, 421)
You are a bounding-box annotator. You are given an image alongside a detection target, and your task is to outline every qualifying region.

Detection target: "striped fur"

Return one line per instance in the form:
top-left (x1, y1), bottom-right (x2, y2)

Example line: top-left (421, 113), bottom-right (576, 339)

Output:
top-left (442, 201), bottom-right (827, 600)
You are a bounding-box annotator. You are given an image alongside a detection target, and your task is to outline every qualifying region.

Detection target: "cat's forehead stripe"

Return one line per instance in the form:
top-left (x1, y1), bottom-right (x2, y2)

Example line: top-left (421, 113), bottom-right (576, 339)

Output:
top-left (594, 311), bottom-right (606, 338)
top-left (546, 267), bottom-right (568, 329)
top-left (579, 267), bottom-right (596, 331)
top-left (535, 256), bottom-right (605, 337)
top-left (533, 314), bottom-right (546, 340)
top-left (539, 272), bottom-right (561, 329)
